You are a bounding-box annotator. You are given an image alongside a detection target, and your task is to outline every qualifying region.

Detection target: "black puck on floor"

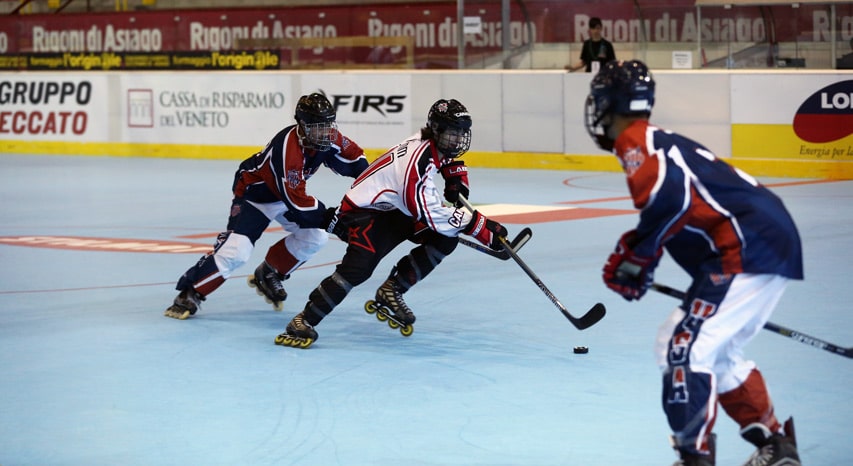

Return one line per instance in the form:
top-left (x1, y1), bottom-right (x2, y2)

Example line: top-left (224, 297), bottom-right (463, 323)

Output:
top-left (573, 346), bottom-right (589, 354)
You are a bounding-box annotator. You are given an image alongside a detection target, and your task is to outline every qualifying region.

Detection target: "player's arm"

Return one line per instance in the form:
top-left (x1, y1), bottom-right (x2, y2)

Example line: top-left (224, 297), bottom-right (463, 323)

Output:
top-left (604, 139), bottom-right (687, 300)
top-left (325, 133), bottom-right (368, 177)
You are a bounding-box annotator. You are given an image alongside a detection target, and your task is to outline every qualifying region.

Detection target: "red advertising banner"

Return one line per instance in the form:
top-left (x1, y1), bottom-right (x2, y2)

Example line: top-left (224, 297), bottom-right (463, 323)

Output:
top-left (0, 1), bottom-right (851, 68)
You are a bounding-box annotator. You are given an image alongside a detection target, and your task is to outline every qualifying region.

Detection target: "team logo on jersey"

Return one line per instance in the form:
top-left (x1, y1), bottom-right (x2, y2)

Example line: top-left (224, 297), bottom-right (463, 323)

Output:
top-left (286, 169), bottom-right (302, 188)
top-left (792, 80), bottom-right (853, 143)
top-left (621, 147), bottom-right (645, 177)
top-left (709, 273), bottom-right (732, 286)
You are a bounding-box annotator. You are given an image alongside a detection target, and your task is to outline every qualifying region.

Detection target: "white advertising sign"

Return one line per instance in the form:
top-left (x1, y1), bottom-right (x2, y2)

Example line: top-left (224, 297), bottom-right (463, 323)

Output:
top-left (0, 74), bottom-right (110, 142)
top-left (300, 73), bottom-right (412, 150)
top-left (121, 72), bottom-right (294, 146)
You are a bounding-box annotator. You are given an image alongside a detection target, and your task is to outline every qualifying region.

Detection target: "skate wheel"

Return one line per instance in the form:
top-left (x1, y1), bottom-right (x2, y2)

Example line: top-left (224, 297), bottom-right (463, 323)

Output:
top-left (364, 301), bottom-right (377, 314)
top-left (375, 311), bottom-right (388, 322)
top-left (272, 301), bottom-right (283, 312)
top-left (400, 325), bottom-right (414, 337)
top-left (247, 276), bottom-right (258, 288)
top-left (274, 334), bottom-right (292, 346)
top-left (387, 320), bottom-right (400, 329)
top-left (298, 338), bottom-right (313, 349)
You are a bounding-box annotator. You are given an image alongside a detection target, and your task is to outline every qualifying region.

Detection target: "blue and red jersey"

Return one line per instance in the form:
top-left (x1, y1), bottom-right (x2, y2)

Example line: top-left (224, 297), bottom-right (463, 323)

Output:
top-left (231, 124), bottom-right (367, 226)
top-left (614, 120), bottom-right (803, 280)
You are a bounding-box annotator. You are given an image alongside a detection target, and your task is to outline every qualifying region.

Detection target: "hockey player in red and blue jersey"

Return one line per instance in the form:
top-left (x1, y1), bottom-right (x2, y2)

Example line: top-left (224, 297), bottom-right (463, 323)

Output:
top-left (164, 93), bottom-right (367, 320)
top-left (586, 60), bottom-right (803, 466)
top-left (274, 98), bottom-right (507, 349)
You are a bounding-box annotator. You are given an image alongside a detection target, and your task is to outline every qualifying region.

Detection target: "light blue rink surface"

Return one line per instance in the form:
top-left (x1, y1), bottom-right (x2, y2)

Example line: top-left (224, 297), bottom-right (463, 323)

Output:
top-left (0, 154), bottom-right (850, 466)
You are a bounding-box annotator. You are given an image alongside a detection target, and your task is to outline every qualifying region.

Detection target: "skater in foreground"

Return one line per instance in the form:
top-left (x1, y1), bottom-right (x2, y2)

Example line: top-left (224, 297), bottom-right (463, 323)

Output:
top-left (587, 60), bottom-right (803, 466)
top-left (164, 93), bottom-right (367, 319)
top-left (275, 98), bottom-right (507, 349)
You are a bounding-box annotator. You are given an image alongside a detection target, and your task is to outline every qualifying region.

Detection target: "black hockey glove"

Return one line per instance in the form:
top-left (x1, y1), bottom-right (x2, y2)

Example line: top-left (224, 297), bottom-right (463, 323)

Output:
top-left (440, 161), bottom-right (469, 207)
top-left (284, 201), bottom-right (328, 229)
top-left (323, 207), bottom-right (346, 241)
top-left (326, 209), bottom-right (375, 243)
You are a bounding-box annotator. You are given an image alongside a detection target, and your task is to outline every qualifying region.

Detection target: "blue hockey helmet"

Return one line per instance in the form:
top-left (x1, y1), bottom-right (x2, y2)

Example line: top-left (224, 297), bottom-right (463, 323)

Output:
top-left (584, 60), bottom-right (655, 151)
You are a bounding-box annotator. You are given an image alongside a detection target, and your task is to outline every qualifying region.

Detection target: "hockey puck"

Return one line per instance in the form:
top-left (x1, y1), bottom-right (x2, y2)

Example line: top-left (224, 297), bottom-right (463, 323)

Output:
top-left (573, 346), bottom-right (589, 354)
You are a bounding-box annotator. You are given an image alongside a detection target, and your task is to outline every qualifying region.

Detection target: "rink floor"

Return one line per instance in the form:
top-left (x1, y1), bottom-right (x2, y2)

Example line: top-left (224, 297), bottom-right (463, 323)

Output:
top-left (0, 154), bottom-right (850, 465)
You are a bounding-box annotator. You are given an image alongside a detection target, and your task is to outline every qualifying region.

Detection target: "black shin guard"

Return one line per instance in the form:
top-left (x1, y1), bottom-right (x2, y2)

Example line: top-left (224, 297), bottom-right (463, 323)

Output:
top-left (303, 272), bottom-right (353, 325)
top-left (393, 240), bottom-right (455, 290)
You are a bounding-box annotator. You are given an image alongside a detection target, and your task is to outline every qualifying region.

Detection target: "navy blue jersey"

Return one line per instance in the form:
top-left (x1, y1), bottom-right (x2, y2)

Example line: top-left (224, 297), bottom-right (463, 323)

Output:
top-left (614, 120), bottom-right (803, 280)
top-left (232, 125), bottom-right (367, 226)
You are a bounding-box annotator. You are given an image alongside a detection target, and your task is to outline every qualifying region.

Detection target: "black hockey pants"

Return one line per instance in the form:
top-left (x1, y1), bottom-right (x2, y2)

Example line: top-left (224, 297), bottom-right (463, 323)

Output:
top-left (301, 209), bottom-right (458, 325)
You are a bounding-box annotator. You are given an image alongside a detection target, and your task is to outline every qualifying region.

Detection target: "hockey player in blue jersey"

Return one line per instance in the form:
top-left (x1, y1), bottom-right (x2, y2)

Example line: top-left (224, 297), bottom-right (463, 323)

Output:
top-left (164, 93), bottom-right (368, 320)
top-left (586, 60), bottom-right (803, 466)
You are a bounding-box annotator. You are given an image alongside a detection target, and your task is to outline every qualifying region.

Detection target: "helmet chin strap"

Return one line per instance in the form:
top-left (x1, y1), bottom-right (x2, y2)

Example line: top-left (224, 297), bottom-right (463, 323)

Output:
top-left (296, 123), bottom-right (309, 148)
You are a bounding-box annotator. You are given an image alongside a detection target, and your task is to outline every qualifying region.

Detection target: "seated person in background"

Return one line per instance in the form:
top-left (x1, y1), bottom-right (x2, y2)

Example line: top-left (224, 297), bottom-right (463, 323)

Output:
top-left (838, 38), bottom-right (853, 69)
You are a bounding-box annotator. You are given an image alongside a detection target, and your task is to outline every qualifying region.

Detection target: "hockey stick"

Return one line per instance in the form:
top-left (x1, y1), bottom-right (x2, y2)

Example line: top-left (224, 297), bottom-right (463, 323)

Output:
top-left (651, 282), bottom-right (852, 359)
top-left (458, 227), bottom-right (533, 261)
top-left (458, 195), bottom-right (606, 330)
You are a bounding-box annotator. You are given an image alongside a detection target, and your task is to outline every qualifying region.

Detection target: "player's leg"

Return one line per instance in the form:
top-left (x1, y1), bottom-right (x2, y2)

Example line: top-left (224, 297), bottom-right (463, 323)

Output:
top-left (277, 212), bottom-right (404, 346)
top-left (714, 275), bottom-right (800, 466)
top-left (655, 276), bottom-right (733, 464)
top-left (374, 225), bottom-right (459, 324)
top-left (165, 199), bottom-right (267, 319)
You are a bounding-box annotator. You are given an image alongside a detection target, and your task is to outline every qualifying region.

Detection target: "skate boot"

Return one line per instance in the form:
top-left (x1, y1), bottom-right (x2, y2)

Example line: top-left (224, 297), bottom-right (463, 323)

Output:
top-left (671, 434), bottom-right (715, 466)
top-left (247, 261), bottom-right (288, 311)
top-left (274, 312), bottom-right (318, 349)
top-left (740, 418), bottom-right (801, 466)
top-left (164, 288), bottom-right (205, 320)
top-left (364, 278), bottom-right (415, 337)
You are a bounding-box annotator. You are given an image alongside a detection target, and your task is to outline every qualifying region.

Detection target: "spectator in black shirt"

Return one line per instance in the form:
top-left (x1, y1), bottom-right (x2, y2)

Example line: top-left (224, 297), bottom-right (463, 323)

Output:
top-left (566, 17), bottom-right (616, 73)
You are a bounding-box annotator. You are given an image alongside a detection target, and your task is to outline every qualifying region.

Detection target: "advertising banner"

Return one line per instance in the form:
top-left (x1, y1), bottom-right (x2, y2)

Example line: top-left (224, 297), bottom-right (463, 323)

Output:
top-left (2, 2), bottom-right (849, 69)
top-left (121, 73), bottom-right (293, 146)
top-left (731, 76), bottom-right (853, 161)
top-left (0, 51), bottom-right (282, 71)
top-left (0, 75), bottom-right (109, 141)
top-left (299, 73), bottom-right (411, 149)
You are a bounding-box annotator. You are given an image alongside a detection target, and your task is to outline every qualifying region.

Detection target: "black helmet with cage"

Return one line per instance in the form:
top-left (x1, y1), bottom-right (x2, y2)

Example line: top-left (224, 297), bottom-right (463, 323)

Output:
top-left (426, 98), bottom-right (472, 158)
top-left (584, 60), bottom-right (655, 151)
top-left (294, 93), bottom-right (338, 151)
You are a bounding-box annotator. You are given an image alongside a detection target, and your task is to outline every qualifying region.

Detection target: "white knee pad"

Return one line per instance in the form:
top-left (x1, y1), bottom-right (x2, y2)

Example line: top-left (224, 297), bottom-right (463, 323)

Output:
top-left (285, 228), bottom-right (329, 261)
top-left (213, 233), bottom-right (254, 279)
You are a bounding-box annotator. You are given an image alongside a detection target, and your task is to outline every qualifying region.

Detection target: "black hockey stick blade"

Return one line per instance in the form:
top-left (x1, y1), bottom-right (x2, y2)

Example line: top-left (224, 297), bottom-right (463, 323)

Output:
top-left (495, 235), bottom-right (606, 330)
top-left (456, 194), bottom-right (605, 330)
top-left (651, 283), bottom-right (852, 359)
top-left (459, 227), bottom-right (533, 261)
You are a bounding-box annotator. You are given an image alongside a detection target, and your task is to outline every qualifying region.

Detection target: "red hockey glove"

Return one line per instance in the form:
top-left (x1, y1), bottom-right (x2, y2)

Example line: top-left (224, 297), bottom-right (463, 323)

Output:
top-left (602, 230), bottom-right (660, 301)
top-left (464, 211), bottom-right (507, 251)
top-left (440, 161), bottom-right (470, 207)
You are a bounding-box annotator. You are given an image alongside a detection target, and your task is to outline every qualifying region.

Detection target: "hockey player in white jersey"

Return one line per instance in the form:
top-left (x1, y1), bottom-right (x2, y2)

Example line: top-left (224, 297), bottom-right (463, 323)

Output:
top-left (275, 98), bottom-right (508, 348)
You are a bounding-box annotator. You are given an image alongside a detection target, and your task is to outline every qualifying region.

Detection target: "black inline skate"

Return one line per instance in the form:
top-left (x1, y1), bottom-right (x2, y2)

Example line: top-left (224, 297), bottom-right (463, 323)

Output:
top-left (274, 312), bottom-right (318, 349)
top-left (247, 261), bottom-right (288, 311)
top-left (364, 277), bottom-right (415, 337)
top-left (164, 288), bottom-right (205, 320)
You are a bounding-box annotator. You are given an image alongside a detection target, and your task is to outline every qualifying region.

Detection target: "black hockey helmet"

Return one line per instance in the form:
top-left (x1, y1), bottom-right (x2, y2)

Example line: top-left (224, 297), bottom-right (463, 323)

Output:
top-left (584, 60), bottom-right (655, 151)
top-left (427, 98), bottom-right (472, 158)
top-left (295, 93), bottom-right (338, 151)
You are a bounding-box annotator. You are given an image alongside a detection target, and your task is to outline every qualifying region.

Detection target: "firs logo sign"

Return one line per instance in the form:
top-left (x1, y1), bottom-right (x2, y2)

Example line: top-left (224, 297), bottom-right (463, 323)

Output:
top-left (792, 80), bottom-right (853, 143)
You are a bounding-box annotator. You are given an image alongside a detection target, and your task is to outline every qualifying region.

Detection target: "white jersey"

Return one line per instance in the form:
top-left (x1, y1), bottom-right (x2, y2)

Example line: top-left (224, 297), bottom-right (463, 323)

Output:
top-left (340, 134), bottom-right (474, 237)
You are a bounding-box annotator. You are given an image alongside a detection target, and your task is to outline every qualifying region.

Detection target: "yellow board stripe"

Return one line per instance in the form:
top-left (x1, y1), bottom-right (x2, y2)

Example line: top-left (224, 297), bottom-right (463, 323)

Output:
top-left (1, 140), bottom-right (850, 179)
